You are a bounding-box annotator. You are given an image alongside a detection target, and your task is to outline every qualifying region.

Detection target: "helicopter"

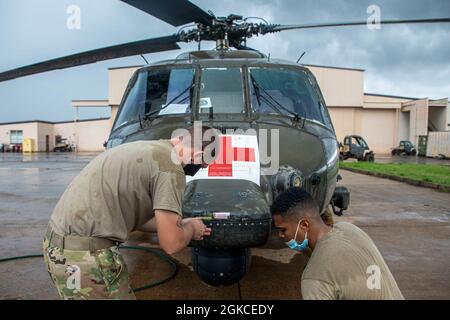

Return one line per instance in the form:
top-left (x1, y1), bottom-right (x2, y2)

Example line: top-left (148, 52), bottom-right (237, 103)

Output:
top-left (1, 0), bottom-right (449, 287)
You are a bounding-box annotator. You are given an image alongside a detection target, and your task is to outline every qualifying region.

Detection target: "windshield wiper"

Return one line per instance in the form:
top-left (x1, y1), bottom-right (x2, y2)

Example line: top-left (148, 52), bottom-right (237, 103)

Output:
top-left (143, 83), bottom-right (194, 120)
top-left (250, 74), bottom-right (301, 122)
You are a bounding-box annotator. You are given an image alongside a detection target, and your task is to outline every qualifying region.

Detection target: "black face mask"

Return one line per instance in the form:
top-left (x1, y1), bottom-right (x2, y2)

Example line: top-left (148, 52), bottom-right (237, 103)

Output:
top-left (183, 164), bottom-right (202, 176)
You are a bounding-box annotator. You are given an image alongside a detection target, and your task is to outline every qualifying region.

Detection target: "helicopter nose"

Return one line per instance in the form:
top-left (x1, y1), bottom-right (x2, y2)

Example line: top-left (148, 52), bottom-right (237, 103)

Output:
top-left (183, 179), bottom-right (271, 248)
top-left (182, 179), bottom-right (271, 286)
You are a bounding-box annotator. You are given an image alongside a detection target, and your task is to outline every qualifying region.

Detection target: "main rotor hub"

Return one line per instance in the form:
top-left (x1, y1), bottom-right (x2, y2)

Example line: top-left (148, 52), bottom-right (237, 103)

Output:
top-left (178, 15), bottom-right (278, 49)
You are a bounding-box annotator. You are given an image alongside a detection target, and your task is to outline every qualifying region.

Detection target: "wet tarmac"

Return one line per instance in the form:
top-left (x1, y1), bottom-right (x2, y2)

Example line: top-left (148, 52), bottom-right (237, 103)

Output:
top-left (374, 154), bottom-right (450, 166)
top-left (0, 152), bottom-right (449, 300)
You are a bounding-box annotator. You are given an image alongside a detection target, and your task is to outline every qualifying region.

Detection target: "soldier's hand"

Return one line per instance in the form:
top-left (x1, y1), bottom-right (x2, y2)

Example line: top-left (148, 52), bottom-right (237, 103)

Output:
top-left (183, 217), bottom-right (212, 240)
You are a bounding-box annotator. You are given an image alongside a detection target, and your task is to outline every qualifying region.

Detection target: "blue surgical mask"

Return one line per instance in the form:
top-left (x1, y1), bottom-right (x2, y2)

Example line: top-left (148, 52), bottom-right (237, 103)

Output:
top-left (285, 220), bottom-right (309, 251)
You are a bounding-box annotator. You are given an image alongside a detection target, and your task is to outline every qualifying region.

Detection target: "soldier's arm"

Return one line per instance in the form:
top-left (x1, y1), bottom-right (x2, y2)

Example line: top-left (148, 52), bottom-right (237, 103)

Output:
top-left (154, 210), bottom-right (197, 255)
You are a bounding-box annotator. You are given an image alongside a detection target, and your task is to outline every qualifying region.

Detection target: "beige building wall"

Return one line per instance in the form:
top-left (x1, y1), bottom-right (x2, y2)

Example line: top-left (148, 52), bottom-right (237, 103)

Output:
top-left (364, 94), bottom-right (414, 149)
top-left (327, 107), bottom-right (357, 142)
top-left (110, 105), bottom-right (119, 128)
top-left (398, 110), bottom-right (410, 142)
top-left (53, 122), bottom-right (77, 146)
top-left (360, 109), bottom-right (397, 154)
top-left (402, 99), bottom-right (429, 146)
top-left (307, 66), bottom-right (406, 153)
top-left (307, 66), bottom-right (364, 107)
top-left (37, 122), bottom-right (54, 152)
top-left (0, 122), bottom-right (39, 150)
top-left (54, 119), bottom-right (110, 152)
top-left (447, 102), bottom-right (450, 131)
top-left (0, 119), bottom-right (110, 152)
top-left (328, 106), bottom-right (398, 154)
top-left (108, 66), bottom-right (141, 106)
top-left (363, 94), bottom-right (410, 109)
top-left (74, 119), bottom-right (110, 151)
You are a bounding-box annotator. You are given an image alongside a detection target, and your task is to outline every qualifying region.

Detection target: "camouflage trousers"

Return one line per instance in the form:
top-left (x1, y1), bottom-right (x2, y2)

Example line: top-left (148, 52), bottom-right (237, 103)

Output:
top-left (43, 234), bottom-right (135, 300)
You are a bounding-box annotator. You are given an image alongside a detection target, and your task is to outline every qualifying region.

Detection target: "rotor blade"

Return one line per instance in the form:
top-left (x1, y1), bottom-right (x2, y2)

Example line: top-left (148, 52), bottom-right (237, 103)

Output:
top-left (267, 17), bottom-right (450, 33)
top-left (121, 0), bottom-right (213, 26)
top-left (0, 35), bottom-right (181, 82)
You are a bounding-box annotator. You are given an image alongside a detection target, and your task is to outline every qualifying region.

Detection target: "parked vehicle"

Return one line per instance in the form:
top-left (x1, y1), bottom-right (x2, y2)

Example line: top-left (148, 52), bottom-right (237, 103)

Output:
top-left (53, 138), bottom-right (72, 152)
top-left (339, 135), bottom-right (375, 161)
top-left (391, 140), bottom-right (417, 156)
top-left (1, 144), bottom-right (12, 152)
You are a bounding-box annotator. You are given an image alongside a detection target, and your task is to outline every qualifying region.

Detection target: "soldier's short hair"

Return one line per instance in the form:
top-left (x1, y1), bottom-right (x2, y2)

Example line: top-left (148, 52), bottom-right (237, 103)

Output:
top-left (270, 187), bottom-right (320, 221)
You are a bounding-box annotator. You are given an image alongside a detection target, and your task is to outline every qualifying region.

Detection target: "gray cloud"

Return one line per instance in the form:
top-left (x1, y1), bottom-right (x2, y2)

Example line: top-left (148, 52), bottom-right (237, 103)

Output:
top-left (201, 0), bottom-right (450, 99)
top-left (0, 0), bottom-right (449, 122)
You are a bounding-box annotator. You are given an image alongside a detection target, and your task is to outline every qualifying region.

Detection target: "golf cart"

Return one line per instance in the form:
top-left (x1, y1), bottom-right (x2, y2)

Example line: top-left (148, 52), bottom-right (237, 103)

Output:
top-left (339, 135), bottom-right (375, 161)
top-left (391, 140), bottom-right (417, 156)
top-left (53, 137), bottom-right (72, 152)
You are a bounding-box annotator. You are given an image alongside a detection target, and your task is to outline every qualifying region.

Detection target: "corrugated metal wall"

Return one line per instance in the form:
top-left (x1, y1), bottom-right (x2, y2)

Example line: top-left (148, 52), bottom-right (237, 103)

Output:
top-left (426, 132), bottom-right (450, 157)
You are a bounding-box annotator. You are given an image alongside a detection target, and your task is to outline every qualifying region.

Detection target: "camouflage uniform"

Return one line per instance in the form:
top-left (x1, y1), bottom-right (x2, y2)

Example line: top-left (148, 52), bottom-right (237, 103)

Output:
top-left (44, 140), bottom-right (185, 299)
top-left (42, 233), bottom-right (135, 300)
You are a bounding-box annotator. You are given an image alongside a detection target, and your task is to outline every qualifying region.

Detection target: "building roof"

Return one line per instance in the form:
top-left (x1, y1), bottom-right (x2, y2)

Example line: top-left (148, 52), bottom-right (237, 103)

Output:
top-left (364, 92), bottom-right (420, 100)
top-left (0, 117), bottom-right (110, 126)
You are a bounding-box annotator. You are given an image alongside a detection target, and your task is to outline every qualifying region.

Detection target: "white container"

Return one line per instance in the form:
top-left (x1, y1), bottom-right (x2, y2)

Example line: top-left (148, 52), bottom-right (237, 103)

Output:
top-left (426, 132), bottom-right (450, 158)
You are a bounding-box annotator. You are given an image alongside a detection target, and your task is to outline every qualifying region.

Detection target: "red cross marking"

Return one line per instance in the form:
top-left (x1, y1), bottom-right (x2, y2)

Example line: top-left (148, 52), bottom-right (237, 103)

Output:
top-left (208, 136), bottom-right (256, 176)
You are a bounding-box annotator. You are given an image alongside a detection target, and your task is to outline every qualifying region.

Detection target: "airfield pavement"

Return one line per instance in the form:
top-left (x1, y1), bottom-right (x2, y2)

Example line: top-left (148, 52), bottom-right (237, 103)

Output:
top-left (0, 152), bottom-right (449, 300)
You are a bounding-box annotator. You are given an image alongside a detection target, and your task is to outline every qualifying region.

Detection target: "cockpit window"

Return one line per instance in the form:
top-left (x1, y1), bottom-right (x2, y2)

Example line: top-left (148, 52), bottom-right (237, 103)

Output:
top-left (248, 67), bottom-right (332, 127)
top-left (113, 68), bottom-right (195, 129)
top-left (199, 67), bottom-right (245, 115)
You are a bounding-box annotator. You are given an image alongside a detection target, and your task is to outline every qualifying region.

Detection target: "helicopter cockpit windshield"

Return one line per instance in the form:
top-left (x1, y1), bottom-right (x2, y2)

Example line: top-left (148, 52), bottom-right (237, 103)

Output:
top-left (199, 67), bottom-right (245, 115)
top-left (249, 67), bottom-right (332, 127)
top-left (113, 67), bottom-right (195, 129)
top-left (113, 65), bottom-right (334, 131)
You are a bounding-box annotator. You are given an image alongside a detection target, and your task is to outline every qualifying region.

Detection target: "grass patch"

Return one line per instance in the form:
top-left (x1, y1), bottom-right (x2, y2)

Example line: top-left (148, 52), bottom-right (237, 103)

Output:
top-left (339, 162), bottom-right (450, 186)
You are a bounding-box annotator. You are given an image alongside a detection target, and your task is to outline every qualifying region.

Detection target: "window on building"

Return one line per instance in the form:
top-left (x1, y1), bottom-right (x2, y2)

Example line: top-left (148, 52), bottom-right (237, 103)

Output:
top-left (10, 130), bottom-right (23, 144)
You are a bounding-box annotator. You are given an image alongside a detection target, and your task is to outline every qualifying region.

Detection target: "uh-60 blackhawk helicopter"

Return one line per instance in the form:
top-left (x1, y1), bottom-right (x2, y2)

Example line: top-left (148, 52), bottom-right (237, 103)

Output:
top-left (1, 0), bottom-right (449, 287)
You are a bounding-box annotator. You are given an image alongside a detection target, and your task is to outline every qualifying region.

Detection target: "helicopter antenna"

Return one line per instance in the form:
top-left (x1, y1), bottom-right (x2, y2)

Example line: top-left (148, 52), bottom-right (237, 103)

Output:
top-left (296, 51), bottom-right (306, 63)
top-left (140, 54), bottom-right (149, 64)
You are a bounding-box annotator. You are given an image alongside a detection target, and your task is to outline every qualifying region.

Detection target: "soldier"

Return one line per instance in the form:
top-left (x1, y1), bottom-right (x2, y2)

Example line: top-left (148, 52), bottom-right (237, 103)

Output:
top-left (271, 187), bottom-right (404, 300)
top-left (43, 125), bottom-right (216, 299)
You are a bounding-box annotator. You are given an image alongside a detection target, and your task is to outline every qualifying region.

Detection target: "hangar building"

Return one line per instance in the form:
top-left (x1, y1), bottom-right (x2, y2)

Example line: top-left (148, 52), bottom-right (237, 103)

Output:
top-left (1, 63), bottom-right (448, 154)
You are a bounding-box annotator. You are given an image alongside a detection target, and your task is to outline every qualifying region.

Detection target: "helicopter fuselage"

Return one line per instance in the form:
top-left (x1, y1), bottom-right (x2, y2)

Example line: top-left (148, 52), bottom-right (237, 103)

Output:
top-left (107, 50), bottom-right (341, 286)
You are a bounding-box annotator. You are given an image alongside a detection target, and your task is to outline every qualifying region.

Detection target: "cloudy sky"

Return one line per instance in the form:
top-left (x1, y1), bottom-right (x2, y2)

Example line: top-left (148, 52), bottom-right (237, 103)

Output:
top-left (0, 0), bottom-right (449, 122)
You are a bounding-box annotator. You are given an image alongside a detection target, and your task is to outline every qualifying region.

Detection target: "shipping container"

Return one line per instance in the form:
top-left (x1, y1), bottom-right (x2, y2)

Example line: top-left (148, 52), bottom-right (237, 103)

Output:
top-left (426, 132), bottom-right (450, 158)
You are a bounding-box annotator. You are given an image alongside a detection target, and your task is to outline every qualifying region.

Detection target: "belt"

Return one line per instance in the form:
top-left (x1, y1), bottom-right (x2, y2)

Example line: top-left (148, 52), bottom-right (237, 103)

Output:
top-left (45, 225), bottom-right (120, 252)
